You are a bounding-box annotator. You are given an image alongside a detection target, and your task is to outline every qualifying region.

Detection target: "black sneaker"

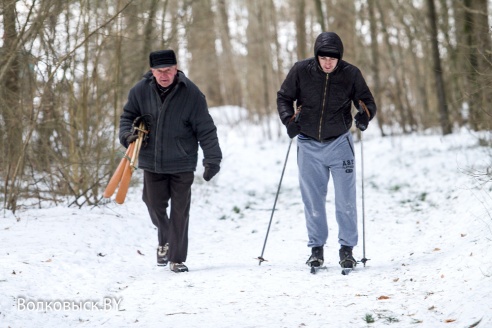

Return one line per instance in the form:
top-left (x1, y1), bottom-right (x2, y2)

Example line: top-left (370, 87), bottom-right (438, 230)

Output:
top-left (339, 246), bottom-right (357, 268)
top-left (306, 246), bottom-right (324, 267)
top-left (157, 244), bottom-right (169, 266)
top-left (170, 262), bottom-right (188, 273)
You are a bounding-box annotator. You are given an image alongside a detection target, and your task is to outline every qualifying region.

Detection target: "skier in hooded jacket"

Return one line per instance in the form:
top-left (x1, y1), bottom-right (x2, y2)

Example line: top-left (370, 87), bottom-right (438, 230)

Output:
top-left (277, 32), bottom-right (377, 269)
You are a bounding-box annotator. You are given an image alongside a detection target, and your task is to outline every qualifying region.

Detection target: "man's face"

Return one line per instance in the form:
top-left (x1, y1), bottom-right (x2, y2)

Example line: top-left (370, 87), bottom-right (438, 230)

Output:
top-left (318, 56), bottom-right (338, 73)
top-left (151, 66), bottom-right (178, 87)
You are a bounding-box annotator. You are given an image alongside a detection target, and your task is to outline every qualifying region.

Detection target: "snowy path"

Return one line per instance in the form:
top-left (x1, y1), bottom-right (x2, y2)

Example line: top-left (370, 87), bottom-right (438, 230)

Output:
top-left (1, 113), bottom-right (491, 327)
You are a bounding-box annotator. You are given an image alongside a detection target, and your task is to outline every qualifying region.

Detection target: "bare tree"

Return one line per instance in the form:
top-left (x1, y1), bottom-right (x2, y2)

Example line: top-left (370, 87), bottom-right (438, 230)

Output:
top-left (313, 0), bottom-right (326, 31)
top-left (187, 0), bottom-right (223, 107)
top-left (397, 2), bottom-right (431, 129)
top-left (427, 0), bottom-right (452, 135)
top-left (140, 0), bottom-right (160, 74)
top-left (1, 0), bottom-right (22, 210)
top-left (326, 0), bottom-right (356, 63)
top-left (217, 0), bottom-right (243, 106)
top-left (1, 0), bottom-right (490, 211)
top-left (367, 0), bottom-right (385, 136)
top-left (1, 0), bottom-right (134, 212)
top-left (295, 0), bottom-right (308, 60)
top-left (461, 0), bottom-right (492, 131)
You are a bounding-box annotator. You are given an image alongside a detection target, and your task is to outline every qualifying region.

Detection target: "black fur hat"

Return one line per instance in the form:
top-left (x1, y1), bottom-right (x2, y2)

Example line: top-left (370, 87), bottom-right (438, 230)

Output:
top-left (149, 50), bottom-right (177, 68)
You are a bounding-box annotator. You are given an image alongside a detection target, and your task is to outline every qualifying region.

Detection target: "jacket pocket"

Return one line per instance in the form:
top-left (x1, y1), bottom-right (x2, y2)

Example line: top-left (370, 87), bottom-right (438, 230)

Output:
top-left (176, 137), bottom-right (198, 156)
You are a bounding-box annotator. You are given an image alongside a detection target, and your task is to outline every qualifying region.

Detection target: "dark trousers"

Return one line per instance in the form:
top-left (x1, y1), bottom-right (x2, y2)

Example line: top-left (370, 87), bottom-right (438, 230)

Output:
top-left (142, 171), bottom-right (194, 263)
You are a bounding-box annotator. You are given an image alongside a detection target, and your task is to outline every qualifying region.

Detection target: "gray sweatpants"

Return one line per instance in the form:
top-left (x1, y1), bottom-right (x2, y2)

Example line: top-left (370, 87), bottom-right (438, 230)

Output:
top-left (297, 131), bottom-right (358, 248)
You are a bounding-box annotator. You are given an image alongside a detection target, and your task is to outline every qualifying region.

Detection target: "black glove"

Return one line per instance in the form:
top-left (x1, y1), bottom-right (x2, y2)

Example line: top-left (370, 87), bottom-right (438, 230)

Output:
top-left (355, 111), bottom-right (370, 131)
top-left (132, 115), bottom-right (151, 130)
top-left (124, 132), bottom-right (138, 148)
top-left (203, 163), bottom-right (220, 181)
top-left (286, 121), bottom-right (301, 138)
top-left (132, 115), bottom-right (152, 147)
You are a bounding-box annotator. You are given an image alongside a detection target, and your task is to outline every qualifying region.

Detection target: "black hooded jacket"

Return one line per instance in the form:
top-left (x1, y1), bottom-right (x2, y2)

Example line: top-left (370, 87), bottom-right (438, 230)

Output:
top-left (277, 32), bottom-right (377, 141)
top-left (119, 70), bottom-right (222, 174)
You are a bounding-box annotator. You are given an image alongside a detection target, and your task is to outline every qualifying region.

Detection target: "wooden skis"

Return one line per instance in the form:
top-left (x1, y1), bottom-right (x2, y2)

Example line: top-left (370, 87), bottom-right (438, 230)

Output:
top-left (103, 142), bottom-right (135, 198)
top-left (103, 122), bottom-right (147, 204)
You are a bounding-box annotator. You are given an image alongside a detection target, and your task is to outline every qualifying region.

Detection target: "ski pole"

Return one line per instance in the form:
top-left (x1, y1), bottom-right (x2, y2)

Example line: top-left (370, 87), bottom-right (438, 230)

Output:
top-left (257, 137), bottom-right (294, 265)
top-left (258, 108), bottom-right (301, 265)
top-left (358, 100), bottom-right (371, 267)
top-left (359, 128), bottom-right (368, 266)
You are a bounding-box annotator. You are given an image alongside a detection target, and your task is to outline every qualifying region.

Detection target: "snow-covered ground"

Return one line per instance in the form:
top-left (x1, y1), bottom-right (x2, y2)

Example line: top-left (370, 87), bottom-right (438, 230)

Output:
top-left (1, 106), bottom-right (491, 327)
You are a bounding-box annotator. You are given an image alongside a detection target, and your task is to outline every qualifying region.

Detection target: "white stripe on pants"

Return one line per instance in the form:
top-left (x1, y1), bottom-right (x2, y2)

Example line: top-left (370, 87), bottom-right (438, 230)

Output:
top-left (297, 131), bottom-right (358, 248)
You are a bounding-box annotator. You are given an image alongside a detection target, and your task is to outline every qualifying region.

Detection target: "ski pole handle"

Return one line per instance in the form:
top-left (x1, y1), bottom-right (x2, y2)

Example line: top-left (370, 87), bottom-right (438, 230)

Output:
top-left (289, 105), bottom-right (302, 123)
top-left (357, 100), bottom-right (371, 131)
top-left (358, 100), bottom-right (371, 117)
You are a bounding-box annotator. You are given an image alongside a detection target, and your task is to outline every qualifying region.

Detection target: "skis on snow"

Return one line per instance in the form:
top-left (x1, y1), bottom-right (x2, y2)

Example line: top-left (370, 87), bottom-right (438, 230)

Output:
top-left (341, 268), bottom-right (353, 275)
top-left (310, 265), bottom-right (327, 274)
top-left (308, 261), bottom-right (359, 275)
top-left (308, 265), bottom-right (354, 275)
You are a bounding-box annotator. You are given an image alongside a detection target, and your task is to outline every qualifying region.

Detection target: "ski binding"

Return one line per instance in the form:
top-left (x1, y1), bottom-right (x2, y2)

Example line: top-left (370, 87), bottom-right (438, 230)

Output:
top-left (341, 268), bottom-right (353, 275)
top-left (310, 265), bottom-right (327, 274)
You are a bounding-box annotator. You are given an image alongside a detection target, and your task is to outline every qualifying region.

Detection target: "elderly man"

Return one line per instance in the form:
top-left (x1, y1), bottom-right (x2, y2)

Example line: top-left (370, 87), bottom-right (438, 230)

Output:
top-left (119, 50), bottom-right (222, 273)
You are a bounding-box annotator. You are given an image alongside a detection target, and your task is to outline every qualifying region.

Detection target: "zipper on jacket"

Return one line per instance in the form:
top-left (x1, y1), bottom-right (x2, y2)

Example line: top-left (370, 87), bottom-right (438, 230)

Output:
top-left (151, 81), bottom-right (174, 170)
top-left (318, 73), bottom-right (329, 140)
top-left (151, 85), bottom-right (162, 171)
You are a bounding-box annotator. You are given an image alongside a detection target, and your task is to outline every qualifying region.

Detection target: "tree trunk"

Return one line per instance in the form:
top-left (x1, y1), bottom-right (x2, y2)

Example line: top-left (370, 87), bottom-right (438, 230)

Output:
top-left (217, 0), bottom-right (243, 106)
top-left (375, 1), bottom-right (409, 132)
top-left (467, 0), bottom-right (492, 131)
top-left (1, 0), bottom-right (22, 210)
top-left (438, 0), bottom-right (462, 126)
top-left (140, 0), bottom-right (159, 74)
top-left (187, 0), bottom-right (223, 107)
top-left (462, 0), bottom-right (481, 130)
top-left (326, 0), bottom-right (356, 63)
top-left (427, 0), bottom-right (452, 135)
top-left (367, 0), bottom-right (385, 136)
top-left (313, 0), bottom-right (326, 31)
top-left (295, 0), bottom-right (307, 60)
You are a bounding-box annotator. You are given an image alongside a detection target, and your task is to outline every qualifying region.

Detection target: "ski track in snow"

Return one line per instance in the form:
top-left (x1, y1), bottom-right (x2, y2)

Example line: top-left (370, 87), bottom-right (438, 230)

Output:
top-left (1, 107), bottom-right (491, 327)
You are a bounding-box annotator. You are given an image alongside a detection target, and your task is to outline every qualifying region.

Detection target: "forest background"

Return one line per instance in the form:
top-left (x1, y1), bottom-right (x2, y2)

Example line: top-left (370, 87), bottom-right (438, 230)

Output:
top-left (0, 0), bottom-right (491, 213)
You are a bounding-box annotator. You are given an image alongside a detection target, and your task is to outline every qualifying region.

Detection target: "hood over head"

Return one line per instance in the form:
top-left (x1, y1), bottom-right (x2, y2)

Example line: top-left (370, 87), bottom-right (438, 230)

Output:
top-left (314, 32), bottom-right (344, 60)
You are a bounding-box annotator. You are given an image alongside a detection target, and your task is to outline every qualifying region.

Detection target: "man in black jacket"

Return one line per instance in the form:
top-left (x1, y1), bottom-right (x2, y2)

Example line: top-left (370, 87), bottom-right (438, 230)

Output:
top-left (277, 32), bottom-right (376, 270)
top-left (119, 50), bottom-right (222, 273)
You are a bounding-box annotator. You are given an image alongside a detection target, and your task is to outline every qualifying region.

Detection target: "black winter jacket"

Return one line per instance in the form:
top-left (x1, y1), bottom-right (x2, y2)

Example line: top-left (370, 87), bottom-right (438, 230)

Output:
top-left (277, 32), bottom-right (377, 141)
top-left (119, 71), bottom-right (222, 174)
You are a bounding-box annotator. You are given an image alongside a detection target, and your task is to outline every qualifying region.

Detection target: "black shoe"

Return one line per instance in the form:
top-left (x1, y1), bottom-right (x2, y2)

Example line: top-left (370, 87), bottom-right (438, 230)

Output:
top-left (339, 246), bottom-right (357, 268)
top-left (170, 262), bottom-right (188, 273)
top-left (157, 244), bottom-right (169, 266)
top-left (306, 246), bottom-right (324, 267)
